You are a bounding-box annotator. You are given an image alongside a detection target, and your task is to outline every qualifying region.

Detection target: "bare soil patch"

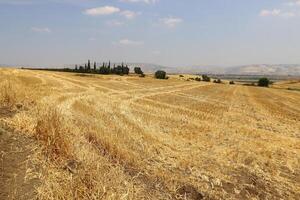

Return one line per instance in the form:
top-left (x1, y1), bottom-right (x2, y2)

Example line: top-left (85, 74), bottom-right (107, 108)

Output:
top-left (0, 126), bottom-right (40, 200)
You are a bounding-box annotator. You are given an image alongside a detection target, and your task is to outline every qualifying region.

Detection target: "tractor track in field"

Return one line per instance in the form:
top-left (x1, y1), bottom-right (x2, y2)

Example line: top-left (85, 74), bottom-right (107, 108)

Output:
top-left (0, 124), bottom-right (40, 200)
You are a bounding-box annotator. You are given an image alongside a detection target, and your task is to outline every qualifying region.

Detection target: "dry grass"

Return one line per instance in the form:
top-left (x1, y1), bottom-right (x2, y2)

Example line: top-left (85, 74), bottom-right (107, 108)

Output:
top-left (0, 80), bottom-right (17, 108)
top-left (272, 80), bottom-right (300, 91)
top-left (1, 68), bottom-right (300, 200)
top-left (35, 105), bottom-right (73, 161)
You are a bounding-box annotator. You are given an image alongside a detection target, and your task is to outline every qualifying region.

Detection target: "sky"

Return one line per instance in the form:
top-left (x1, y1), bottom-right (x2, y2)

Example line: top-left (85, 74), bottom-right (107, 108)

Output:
top-left (0, 0), bottom-right (300, 67)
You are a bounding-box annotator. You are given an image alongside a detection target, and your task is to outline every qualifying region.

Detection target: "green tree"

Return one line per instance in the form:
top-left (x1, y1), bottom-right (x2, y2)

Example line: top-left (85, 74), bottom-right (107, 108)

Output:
top-left (155, 70), bottom-right (167, 79)
top-left (79, 66), bottom-right (84, 73)
top-left (87, 60), bottom-right (91, 71)
top-left (195, 77), bottom-right (201, 81)
top-left (202, 75), bottom-right (211, 82)
top-left (134, 67), bottom-right (143, 75)
top-left (258, 77), bottom-right (270, 87)
top-left (123, 65), bottom-right (130, 75)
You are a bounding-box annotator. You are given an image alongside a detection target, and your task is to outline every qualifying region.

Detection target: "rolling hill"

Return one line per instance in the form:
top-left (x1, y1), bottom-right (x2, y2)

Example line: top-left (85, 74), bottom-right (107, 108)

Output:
top-left (131, 64), bottom-right (300, 76)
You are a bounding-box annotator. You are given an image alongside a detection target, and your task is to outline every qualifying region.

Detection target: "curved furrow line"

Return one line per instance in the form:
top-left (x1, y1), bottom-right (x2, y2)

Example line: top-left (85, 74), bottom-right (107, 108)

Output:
top-left (243, 87), bottom-right (300, 138)
top-left (107, 82), bottom-right (206, 98)
top-left (248, 88), bottom-right (300, 122)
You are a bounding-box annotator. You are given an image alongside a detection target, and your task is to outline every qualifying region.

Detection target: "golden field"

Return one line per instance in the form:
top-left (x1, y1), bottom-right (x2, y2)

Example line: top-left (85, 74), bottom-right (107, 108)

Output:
top-left (0, 68), bottom-right (300, 200)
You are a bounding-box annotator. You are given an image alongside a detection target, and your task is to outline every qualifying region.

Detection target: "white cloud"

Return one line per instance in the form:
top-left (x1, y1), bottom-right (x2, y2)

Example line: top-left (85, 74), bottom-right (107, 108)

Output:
top-left (280, 12), bottom-right (296, 18)
top-left (83, 6), bottom-right (120, 16)
top-left (259, 9), bottom-right (296, 18)
top-left (118, 39), bottom-right (144, 45)
top-left (106, 20), bottom-right (124, 27)
top-left (31, 27), bottom-right (51, 33)
top-left (83, 6), bottom-right (140, 20)
top-left (120, 0), bottom-right (158, 4)
top-left (286, 0), bottom-right (300, 6)
top-left (260, 9), bottom-right (281, 16)
top-left (120, 10), bottom-right (141, 19)
top-left (160, 17), bottom-right (183, 28)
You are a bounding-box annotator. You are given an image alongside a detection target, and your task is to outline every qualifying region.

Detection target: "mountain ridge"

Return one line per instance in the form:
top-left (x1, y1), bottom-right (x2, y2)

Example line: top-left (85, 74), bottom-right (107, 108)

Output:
top-left (128, 64), bottom-right (300, 76)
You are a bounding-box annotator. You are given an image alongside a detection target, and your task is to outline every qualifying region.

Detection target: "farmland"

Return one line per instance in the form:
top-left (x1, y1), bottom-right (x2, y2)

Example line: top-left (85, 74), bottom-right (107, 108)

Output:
top-left (0, 68), bottom-right (300, 200)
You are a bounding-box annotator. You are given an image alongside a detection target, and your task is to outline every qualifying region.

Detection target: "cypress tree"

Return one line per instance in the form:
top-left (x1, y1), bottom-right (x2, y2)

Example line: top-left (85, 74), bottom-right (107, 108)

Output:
top-left (87, 60), bottom-right (91, 71)
top-left (94, 62), bottom-right (96, 71)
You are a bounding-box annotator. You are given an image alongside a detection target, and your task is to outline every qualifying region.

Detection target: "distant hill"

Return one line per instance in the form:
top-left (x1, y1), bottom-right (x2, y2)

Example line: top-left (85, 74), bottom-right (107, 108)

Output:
top-left (126, 63), bottom-right (172, 73)
top-left (224, 65), bottom-right (300, 76)
top-left (127, 64), bottom-right (300, 76)
top-left (2, 63), bottom-right (300, 76)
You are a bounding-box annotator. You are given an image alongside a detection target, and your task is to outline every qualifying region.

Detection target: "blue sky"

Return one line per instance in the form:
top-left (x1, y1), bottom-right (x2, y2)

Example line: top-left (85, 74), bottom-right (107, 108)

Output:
top-left (0, 0), bottom-right (300, 67)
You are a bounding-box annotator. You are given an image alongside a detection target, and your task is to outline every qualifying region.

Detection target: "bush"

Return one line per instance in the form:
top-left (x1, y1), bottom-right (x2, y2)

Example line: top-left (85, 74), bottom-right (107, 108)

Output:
top-left (202, 75), bottom-right (211, 82)
top-left (258, 77), bottom-right (270, 87)
top-left (155, 70), bottom-right (167, 79)
top-left (229, 81), bottom-right (235, 85)
top-left (213, 79), bottom-right (222, 84)
top-left (195, 77), bottom-right (201, 82)
top-left (179, 75), bottom-right (184, 77)
top-left (134, 67), bottom-right (143, 75)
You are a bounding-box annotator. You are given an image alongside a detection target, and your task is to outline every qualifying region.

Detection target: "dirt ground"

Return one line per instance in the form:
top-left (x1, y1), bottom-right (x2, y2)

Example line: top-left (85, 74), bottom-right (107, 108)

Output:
top-left (0, 124), bottom-right (40, 200)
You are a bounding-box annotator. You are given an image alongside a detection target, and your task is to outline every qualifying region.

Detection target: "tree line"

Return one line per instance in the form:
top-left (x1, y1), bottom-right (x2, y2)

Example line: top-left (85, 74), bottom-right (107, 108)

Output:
top-left (24, 60), bottom-right (146, 77)
top-left (74, 60), bottom-right (131, 76)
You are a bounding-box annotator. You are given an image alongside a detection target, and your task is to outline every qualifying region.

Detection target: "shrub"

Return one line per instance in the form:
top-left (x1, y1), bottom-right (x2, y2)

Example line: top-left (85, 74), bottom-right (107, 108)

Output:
top-left (258, 77), bottom-right (270, 87)
top-left (229, 81), bottom-right (235, 85)
top-left (202, 75), bottom-right (211, 82)
top-left (179, 75), bottom-right (184, 77)
top-left (134, 67), bottom-right (143, 75)
top-left (213, 79), bottom-right (222, 84)
top-left (155, 70), bottom-right (167, 79)
top-left (195, 77), bottom-right (201, 82)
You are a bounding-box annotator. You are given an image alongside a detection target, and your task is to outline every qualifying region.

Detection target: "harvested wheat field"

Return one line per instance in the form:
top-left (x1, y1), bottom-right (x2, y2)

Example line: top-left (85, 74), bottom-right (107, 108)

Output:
top-left (0, 68), bottom-right (300, 200)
